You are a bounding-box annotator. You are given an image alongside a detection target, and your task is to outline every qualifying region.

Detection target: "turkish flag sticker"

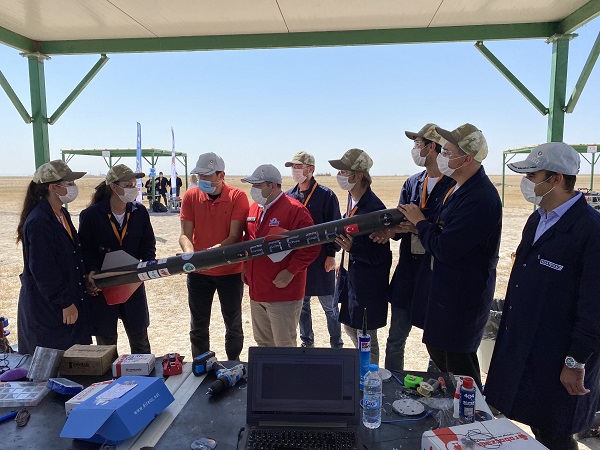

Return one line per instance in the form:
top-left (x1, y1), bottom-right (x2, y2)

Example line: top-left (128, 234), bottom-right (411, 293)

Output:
top-left (344, 224), bottom-right (360, 234)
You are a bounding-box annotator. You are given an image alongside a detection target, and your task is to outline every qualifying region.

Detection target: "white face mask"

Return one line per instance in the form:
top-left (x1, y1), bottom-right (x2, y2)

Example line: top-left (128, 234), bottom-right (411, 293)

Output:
top-left (58, 185), bottom-right (78, 204)
top-left (436, 153), bottom-right (466, 177)
top-left (411, 146), bottom-right (427, 167)
top-left (336, 174), bottom-right (356, 191)
top-left (117, 187), bottom-right (138, 203)
top-left (520, 176), bottom-right (555, 205)
top-left (250, 186), bottom-right (271, 205)
top-left (292, 168), bottom-right (307, 184)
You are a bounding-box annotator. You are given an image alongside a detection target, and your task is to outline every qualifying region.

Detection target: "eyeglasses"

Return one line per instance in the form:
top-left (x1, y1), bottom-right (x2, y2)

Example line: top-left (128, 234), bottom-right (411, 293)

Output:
top-left (116, 181), bottom-right (137, 188)
top-left (338, 170), bottom-right (354, 177)
top-left (55, 181), bottom-right (76, 187)
top-left (292, 164), bottom-right (309, 169)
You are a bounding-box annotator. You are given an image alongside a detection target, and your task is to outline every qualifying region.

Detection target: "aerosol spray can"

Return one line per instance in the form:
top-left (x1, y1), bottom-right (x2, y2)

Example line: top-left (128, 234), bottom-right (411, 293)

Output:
top-left (358, 308), bottom-right (370, 391)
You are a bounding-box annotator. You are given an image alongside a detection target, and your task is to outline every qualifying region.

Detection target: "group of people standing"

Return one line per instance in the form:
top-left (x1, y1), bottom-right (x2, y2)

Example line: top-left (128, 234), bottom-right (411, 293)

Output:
top-left (144, 171), bottom-right (182, 206)
top-left (15, 121), bottom-right (600, 450)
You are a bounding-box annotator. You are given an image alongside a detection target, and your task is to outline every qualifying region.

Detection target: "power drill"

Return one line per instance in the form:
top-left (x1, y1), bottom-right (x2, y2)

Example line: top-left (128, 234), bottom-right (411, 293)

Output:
top-left (206, 364), bottom-right (247, 396)
top-left (192, 351), bottom-right (218, 377)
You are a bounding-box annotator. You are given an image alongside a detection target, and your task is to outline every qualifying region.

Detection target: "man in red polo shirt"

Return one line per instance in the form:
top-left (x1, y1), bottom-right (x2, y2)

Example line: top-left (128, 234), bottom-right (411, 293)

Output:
top-left (242, 164), bottom-right (320, 347)
top-left (179, 152), bottom-right (249, 360)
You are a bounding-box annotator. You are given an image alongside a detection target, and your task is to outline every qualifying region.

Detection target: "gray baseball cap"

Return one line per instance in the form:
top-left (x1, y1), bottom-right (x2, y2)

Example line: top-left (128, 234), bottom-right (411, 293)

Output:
top-left (191, 152), bottom-right (225, 175)
top-left (436, 123), bottom-right (488, 163)
top-left (329, 148), bottom-right (373, 172)
top-left (508, 142), bottom-right (580, 175)
top-left (241, 164), bottom-right (282, 184)
top-left (32, 160), bottom-right (86, 184)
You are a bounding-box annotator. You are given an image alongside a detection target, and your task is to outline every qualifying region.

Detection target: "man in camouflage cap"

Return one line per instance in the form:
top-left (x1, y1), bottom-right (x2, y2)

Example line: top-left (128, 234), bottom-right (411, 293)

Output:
top-left (371, 123), bottom-right (455, 372)
top-left (398, 123), bottom-right (502, 389)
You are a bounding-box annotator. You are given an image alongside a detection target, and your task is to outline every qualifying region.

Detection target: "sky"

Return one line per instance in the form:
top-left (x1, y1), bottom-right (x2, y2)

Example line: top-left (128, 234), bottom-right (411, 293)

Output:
top-left (0, 18), bottom-right (599, 177)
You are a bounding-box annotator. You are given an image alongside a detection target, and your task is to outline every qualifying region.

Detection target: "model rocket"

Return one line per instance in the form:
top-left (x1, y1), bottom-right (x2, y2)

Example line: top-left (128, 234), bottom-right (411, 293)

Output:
top-left (94, 208), bottom-right (405, 304)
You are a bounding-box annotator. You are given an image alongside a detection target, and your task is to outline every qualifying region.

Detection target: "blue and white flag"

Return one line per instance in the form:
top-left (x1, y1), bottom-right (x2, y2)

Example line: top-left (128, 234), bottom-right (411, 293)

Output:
top-left (136, 122), bottom-right (143, 202)
top-left (171, 127), bottom-right (178, 200)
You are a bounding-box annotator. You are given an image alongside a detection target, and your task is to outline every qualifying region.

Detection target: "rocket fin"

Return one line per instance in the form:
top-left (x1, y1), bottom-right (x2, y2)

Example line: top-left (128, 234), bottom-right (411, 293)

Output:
top-left (99, 250), bottom-right (142, 304)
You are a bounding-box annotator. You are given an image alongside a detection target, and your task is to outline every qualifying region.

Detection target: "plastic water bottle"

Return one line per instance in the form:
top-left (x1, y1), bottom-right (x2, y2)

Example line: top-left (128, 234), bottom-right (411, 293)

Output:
top-left (362, 364), bottom-right (382, 429)
top-left (459, 376), bottom-right (476, 423)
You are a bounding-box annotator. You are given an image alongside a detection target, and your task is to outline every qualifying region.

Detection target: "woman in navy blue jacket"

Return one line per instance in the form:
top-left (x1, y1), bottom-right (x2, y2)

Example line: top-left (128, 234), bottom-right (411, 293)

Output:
top-left (16, 160), bottom-right (91, 355)
top-left (79, 164), bottom-right (156, 354)
top-left (329, 149), bottom-right (392, 365)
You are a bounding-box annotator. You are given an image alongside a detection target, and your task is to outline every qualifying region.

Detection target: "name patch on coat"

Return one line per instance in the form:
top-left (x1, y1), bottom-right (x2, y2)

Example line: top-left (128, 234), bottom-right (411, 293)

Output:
top-left (539, 258), bottom-right (563, 271)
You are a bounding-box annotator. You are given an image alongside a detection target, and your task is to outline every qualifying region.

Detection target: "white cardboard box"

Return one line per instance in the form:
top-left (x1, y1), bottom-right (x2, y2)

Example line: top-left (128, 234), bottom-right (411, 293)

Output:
top-left (112, 354), bottom-right (155, 377)
top-left (65, 380), bottom-right (113, 416)
top-left (422, 418), bottom-right (548, 449)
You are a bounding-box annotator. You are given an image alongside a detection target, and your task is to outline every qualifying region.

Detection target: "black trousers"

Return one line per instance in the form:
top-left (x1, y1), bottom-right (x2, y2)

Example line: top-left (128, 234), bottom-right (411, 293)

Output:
top-left (187, 272), bottom-right (244, 360)
top-left (531, 427), bottom-right (578, 450)
top-left (426, 345), bottom-right (482, 390)
top-left (96, 328), bottom-right (151, 354)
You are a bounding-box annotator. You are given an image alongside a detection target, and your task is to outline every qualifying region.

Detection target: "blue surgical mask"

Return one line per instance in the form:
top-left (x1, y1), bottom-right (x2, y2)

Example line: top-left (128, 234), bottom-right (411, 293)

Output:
top-left (197, 180), bottom-right (216, 194)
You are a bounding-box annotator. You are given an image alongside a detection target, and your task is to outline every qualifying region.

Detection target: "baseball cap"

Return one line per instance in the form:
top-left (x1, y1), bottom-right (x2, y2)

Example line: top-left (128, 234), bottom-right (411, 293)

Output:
top-left (191, 152), bottom-right (225, 175)
top-left (328, 148), bottom-right (373, 172)
top-left (436, 123), bottom-right (488, 163)
top-left (285, 151), bottom-right (315, 167)
top-left (405, 123), bottom-right (446, 144)
top-left (32, 160), bottom-right (86, 184)
top-left (105, 164), bottom-right (144, 184)
top-left (241, 164), bottom-right (283, 184)
top-left (507, 142), bottom-right (580, 175)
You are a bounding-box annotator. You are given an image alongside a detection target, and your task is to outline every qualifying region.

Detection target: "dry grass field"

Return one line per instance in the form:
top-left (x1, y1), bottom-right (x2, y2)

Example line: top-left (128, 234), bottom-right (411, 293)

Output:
top-left (1, 173), bottom-right (599, 447)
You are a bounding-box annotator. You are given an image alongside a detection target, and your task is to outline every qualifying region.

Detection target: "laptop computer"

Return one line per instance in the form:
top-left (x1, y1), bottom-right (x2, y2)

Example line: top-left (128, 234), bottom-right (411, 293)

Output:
top-left (243, 346), bottom-right (362, 450)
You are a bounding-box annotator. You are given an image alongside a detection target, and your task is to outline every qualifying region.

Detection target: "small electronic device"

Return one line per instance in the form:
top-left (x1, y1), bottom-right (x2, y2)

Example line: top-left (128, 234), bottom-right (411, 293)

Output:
top-left (162, 353), bottom-right (183, 376)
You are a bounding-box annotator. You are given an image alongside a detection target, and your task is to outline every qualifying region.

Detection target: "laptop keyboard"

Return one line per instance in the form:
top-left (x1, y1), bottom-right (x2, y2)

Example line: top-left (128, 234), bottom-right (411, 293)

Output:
top-left (246, 429), bottom-right (358, 450)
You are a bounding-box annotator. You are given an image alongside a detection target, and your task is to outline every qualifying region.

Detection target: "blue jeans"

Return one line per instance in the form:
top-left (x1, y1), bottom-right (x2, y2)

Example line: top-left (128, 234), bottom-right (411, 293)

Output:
top-left (299, 295), bottom-right (343, 348)
top-left (385, 306), bottom-right (412, 372)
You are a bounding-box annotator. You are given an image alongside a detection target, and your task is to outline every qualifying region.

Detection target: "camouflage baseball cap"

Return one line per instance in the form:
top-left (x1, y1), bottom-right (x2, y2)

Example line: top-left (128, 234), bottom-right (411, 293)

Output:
top-left (405, 123), bottom-right (446, 145)
top-left (328, 148), bottom-right (373, 172)
top-left (285, 151), bottom-right (315, 167)
top-left (105, 164), bottom-right (145, 185)
top-left (241, 164), bottom-right (282, 184)
top-left (32, 160), bottom-right (86, 184)
top-left (436, 123), bottom-right (488, 162)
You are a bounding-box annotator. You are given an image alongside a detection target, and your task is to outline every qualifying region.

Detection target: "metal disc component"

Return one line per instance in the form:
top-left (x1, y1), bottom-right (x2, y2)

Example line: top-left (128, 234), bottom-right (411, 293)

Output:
top-left (378, 368), bottom-right (392, 382)
top-left (392, 398), bottom-right (425, 416)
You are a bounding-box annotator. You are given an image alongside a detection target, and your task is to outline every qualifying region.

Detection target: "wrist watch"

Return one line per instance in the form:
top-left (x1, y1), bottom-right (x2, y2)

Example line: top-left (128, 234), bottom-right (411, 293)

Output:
top-left (565, 355), bottom-right (585, 370)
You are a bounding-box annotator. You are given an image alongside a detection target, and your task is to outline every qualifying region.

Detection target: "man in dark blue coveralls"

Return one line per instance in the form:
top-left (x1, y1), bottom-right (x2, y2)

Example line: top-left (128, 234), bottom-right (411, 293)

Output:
top-left (285, 151), bottom-right (343, 348)
top-left (399, 123), bottom-right (501, 389)
top-left (371, 123), bottom-right (455, 372)
top-left (485, 142), bottom-right (600, 450)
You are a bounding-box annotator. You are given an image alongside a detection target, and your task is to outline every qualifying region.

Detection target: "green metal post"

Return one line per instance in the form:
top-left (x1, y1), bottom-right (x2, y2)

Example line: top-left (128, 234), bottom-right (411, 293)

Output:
top-left (591, 152), bottom-right (597, 191)
top-left (547, 35), bottom-right (574, 142)
top-left (502, 152), bottom-right (506, 207)
top-left (26, 53), bottom-right (51, 167)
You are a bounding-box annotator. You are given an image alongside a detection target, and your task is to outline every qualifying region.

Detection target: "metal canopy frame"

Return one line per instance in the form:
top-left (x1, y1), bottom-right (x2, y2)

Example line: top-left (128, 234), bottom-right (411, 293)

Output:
top-left (502, 144), bottom-right (600, 205)
top-left (61, 148), bottom-right (189, 198)
top-left (1, 1), bottom-right (600, 171)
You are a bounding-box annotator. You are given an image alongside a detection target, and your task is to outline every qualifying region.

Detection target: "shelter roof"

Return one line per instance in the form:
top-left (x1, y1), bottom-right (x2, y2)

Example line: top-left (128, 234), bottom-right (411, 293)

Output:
top-left (1, 0), bottom-right (599, 55)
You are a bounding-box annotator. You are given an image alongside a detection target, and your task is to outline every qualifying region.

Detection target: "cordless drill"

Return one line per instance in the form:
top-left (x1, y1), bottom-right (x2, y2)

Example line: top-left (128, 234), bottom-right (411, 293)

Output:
top-left (206, 364), bottom-right (247, 396)
top-left (192, 351), bottom-right (218, 377)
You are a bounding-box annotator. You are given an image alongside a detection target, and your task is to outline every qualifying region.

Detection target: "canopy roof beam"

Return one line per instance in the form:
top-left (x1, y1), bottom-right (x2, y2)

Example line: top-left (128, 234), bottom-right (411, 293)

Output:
top-left (35, 22), bottom-right (559, 56)
top-left (559, 0), bottom-right (600, 34)
top-left (0, 67), bottom-right (32, 123)
top-left (475, 41), bottom-right (549, 116)
top-left (565, 31), bottom-right (600, 113)
top-left (48, 54), bottom-right (109, 124)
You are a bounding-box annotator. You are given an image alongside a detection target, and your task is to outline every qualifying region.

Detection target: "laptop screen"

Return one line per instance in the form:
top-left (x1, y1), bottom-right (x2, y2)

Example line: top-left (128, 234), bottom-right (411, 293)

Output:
top-left (247, 347), bottom-right (359, 425)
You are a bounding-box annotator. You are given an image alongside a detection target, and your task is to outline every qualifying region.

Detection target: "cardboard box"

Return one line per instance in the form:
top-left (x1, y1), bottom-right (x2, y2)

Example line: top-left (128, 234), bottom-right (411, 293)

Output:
top-left (112, 354), bottom-right (155, 377)
top-left (60, 376), bottom-right (174, 445)
top-left (422, 418), bottom-right (548, 449)
top-left (65, 380), bottom-right (114, 417)
top-left (59, 344), bottom-right (118, 376)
